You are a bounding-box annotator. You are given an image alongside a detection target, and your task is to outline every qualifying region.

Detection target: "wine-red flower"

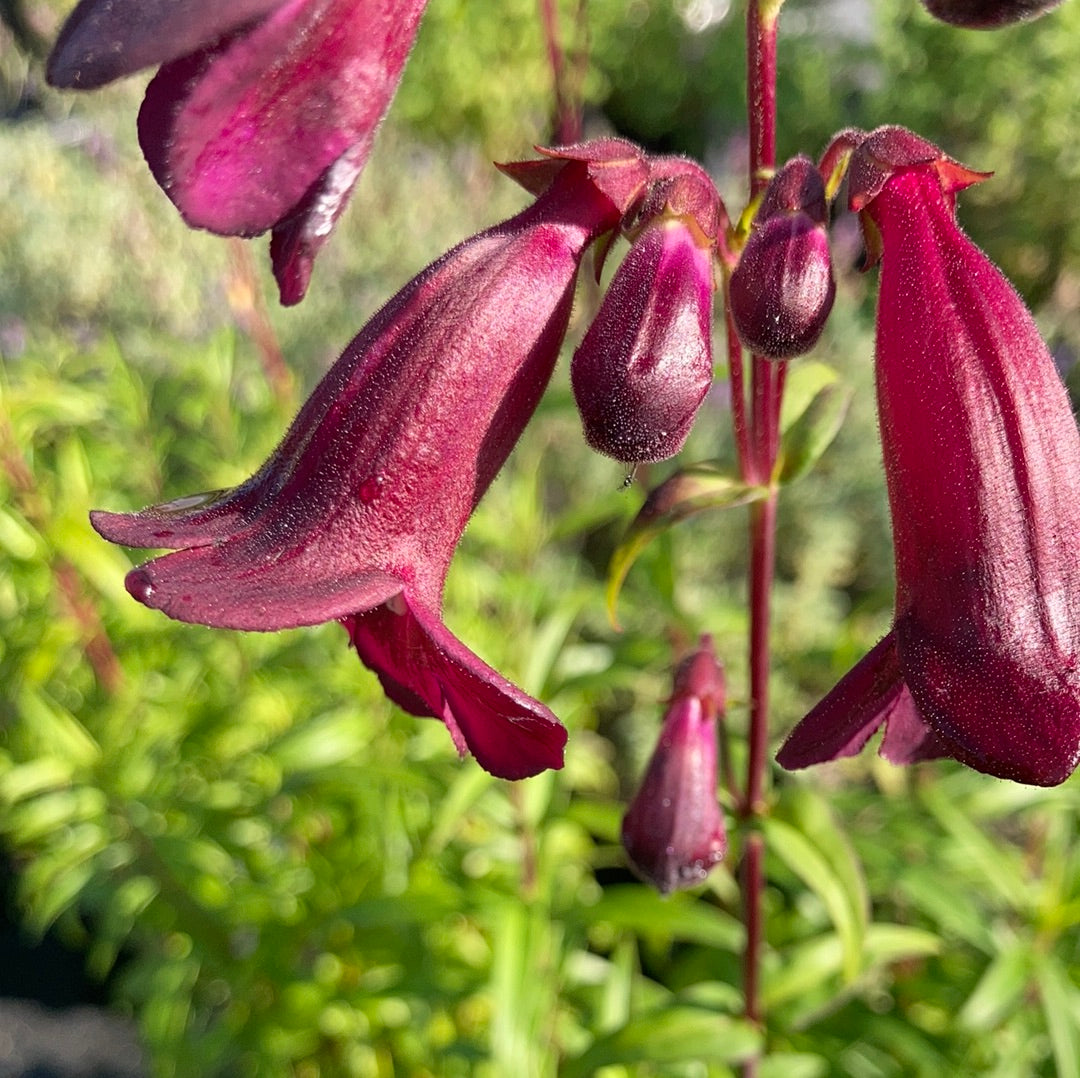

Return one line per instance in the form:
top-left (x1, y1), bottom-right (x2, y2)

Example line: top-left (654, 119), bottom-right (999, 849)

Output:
top-left (778, 127), bottom-right (1080, 786)
top-left (622, 637), bottom-right (727, 893)
top-left (47, 0), bottom-right (428, 304)
top-left (91, 147), bottom-right (648, 780)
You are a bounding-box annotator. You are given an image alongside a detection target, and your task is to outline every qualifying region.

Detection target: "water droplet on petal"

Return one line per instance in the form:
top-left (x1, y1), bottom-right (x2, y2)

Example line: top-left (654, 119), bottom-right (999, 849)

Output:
top-left (126, 569), bottom-right (156, 604)
top-left (358, 476), bottom-right (383, 504)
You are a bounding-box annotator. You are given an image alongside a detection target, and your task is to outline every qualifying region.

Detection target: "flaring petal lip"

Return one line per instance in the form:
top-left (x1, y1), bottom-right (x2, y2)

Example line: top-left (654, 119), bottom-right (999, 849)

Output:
top-left (46, 0), bottom-right (288, 89)
top-left (346, 599), bottom-right (566, 781)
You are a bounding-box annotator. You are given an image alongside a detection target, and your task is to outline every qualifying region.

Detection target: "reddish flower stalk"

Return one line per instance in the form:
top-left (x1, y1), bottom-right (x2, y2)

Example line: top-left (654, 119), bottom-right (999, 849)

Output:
top-left (778, 127), bottom-right (1080, 787)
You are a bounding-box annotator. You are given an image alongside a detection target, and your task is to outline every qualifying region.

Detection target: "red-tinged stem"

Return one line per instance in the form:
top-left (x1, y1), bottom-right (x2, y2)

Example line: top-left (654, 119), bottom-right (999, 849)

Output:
top-left (725, 300), bottom-right (753, 484)
top-left (740, 0), bottom-right (782, 1070)
top-left (537, 0), bottom-right (583, 145)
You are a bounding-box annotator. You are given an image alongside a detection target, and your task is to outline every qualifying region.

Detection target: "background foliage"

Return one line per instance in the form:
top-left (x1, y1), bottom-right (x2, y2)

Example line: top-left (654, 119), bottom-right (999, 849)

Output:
top-left (2, 0), bottom-right (1079, 1075)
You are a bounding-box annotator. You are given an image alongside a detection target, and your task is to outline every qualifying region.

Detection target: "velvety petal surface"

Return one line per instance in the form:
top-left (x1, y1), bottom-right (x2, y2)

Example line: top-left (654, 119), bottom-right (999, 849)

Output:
top-left (871, 167), bottom-right (1080, 785)
top-left (47, 0), bottom-right (287, 89)
top-left (138, 0), bottom-right (426, 236)
top-left (345, 599), bottom-right (567, 780)
top-left (572, 219), bottom-right (713, 463)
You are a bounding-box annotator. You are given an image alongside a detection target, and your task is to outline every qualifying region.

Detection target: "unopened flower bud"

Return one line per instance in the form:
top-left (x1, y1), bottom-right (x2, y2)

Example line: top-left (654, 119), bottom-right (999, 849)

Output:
top-left (920, 0), bottom-right (1063, 27)
top-left (729, 156), bottom-right (835, 360)
top-left (572, 218), bottom-right (714, 463)
top-left (622, 636), bottom-right (727, 894)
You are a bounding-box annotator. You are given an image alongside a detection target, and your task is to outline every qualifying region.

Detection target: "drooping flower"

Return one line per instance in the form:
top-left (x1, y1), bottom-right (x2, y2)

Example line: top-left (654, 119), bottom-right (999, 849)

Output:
top-left (91, 143), bottom-right (650, 780)
top-left (571, 217), bottom-right (714, 463)
top-left (728, 155), bottom-right (835, 360)
top-left (777, 126), bottom-right (1080, 786)
top-left (47, 0), bottom-right (429, 305)
top-left (622, 636), bottom-right (727, 893)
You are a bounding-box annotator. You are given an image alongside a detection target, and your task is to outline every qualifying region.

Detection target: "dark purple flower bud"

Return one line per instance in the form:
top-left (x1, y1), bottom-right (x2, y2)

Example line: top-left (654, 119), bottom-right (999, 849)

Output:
top-left (48, 0), bottom-right (429, 305)
top-left (622, 637), bottom-right (727, 894)
top-left (778, 126), bottom-right (1080, 787)
top-left (920, 0), bottom-right (1064, 28)
top-left (571, 218), bottom-right (714, 463)
top-left (729, 155), bottom-right (836, 360)
top-left (89, 148), bottom-right (645, 780)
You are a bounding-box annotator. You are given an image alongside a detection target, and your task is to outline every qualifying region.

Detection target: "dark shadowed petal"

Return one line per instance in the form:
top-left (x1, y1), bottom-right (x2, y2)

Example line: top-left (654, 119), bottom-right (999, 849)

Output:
top-left (138, 0), bottom-right (427, 236)
top-left (345, 599), bottom-right (567, 780)
top-left (46, 0), bottom-right (287, 89)
top-left (921, 0), bottom-right (1064, 27)
top-left (778, 632), bottom-right (906, 768)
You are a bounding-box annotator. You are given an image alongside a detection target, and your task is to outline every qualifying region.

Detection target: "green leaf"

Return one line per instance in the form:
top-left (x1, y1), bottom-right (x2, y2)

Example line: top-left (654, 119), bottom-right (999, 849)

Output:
top-left (562, 1007), bottom-right (761, 1077)
top-left (585, 885), bottom-right (743, 951)
top-left (1035, 954), bottom-right (1080, 1078)
top-left (779, 360), bottom-right (840, 433)
top-left (606, 465), bottom-right (766, 626)
top-left (959, 946), bottom-right (1032, 1031)
top-left (759, 1054), bottom-right (829, 1078)
top-left (764, 815), bottom-right (865, 982)
top-left (764, 925), bottom-right (941, 1010)
top-left (774, 380), bottom-right (852, 484)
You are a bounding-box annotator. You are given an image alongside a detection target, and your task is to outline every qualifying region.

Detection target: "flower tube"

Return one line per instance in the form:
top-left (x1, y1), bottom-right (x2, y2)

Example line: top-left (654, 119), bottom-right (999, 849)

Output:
top-left (778, 127), bottom-right (1080, 786)
top-left (91, 144), bottom-right (650, 779)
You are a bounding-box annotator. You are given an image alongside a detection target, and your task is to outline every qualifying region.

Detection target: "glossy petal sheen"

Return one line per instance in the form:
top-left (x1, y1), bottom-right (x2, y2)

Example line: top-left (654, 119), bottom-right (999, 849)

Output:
top-left (572, 219), bottom-right (714, 463)
top-left (780, 156), bottom-right (1080, 786)
top-left (138, 0), bottom-right (426, 237)
top-left (91, 164), bottom-right (625, 778)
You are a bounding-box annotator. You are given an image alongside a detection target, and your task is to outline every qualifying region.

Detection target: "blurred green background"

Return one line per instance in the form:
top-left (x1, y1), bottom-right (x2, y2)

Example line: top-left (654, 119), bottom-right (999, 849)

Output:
top-left (2, 0), bottom-right (1080, 1074)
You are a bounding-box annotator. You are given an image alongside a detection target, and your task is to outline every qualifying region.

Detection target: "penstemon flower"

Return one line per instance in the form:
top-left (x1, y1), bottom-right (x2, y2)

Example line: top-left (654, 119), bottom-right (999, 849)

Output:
top-left (47, 0), bottom-right (430, 304)
top-left (778, 126), bottom-right (1080, 787)
top-left (91, 143), bottom-right (652, 780)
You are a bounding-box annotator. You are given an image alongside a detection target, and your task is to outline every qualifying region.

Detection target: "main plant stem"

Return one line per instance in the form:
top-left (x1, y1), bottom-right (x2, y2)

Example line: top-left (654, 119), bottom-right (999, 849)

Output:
top-left (739, 0), bottom-right (781, 1071)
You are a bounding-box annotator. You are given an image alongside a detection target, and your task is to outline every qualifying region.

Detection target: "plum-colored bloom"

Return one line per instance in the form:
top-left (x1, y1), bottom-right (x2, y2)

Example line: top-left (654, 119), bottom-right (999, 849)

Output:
top-left (622, 637), bottom-right (727, 893)
top-left (90, 149), bottom-right (646, 780)
top-left (571, 217), bottom-right (714, 463)
top-left (778, 127), bottom-right (1080, 786)
top-left (729, 155), bottom-right (835, 360)
top-left (47, 0), bottom-right (428, 304)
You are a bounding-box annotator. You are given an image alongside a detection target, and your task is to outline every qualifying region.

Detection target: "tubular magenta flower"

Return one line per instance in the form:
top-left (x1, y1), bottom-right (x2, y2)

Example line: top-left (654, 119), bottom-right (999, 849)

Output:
top-left (622, 636), bottom-right (727, 893)
top-left (728, 155), bottom-right (835, 360)
top-left (47, 0), bottom-right (429, 304)
top-left (778, 127), bottom-right (1080, 786)
top-left (91, 145), bottom-right (649, 780)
